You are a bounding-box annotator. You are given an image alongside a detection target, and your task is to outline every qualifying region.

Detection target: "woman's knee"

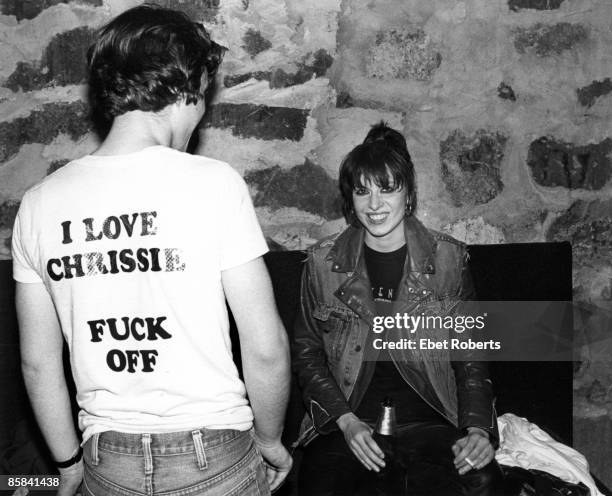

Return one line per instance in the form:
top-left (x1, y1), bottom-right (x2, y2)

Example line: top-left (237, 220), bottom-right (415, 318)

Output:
top-left (462, 460), bottom-right (504, 496)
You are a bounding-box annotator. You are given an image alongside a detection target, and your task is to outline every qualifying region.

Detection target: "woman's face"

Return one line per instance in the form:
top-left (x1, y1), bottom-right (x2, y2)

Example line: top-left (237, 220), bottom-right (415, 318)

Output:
top-left (352, 172), bottom-right (407, 252)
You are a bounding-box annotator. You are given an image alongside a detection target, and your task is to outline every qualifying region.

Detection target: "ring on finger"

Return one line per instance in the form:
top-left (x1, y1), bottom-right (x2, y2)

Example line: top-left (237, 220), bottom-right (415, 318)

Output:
top-left (464, 457), bottom-right (475, 468)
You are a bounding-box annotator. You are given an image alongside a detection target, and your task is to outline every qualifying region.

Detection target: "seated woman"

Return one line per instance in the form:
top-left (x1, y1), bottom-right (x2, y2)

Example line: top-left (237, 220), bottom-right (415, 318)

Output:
top-left (292, 122), bottom-right (503, 495)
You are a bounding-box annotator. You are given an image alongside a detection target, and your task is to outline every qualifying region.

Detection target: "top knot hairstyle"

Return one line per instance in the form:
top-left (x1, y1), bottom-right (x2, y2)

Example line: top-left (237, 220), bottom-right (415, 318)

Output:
top-left (339, 121), bottom-right (417, 226)
top-left (87, 4), bottom-right (226, 121)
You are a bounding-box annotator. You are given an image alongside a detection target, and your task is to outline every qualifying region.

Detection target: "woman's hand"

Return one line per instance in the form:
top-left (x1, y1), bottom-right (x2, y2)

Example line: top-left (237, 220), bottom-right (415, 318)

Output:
top-left (337, 413), bottom-right (386, 472)
top-left (452, 427), bottom-right (495, 475)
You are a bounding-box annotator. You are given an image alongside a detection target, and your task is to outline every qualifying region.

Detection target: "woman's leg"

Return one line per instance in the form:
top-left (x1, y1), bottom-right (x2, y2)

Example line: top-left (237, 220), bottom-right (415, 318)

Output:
top-left (396, 422), bottom-right (502, 496)
top-left (298, 430), bottom-right (373, 496)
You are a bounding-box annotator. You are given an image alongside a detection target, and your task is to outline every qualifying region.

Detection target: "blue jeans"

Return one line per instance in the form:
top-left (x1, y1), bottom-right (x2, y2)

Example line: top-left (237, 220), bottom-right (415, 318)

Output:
top-left (82, 428), bottom-right (269, 496)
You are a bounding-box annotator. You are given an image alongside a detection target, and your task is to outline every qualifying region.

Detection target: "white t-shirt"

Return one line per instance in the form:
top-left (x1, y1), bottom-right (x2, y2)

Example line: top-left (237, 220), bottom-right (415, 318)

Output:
top-left (12, 146), bottom-right (268, 443)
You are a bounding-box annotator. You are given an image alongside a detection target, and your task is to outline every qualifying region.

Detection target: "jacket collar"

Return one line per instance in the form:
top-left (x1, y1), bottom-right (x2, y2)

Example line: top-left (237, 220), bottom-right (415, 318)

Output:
top-left (326, 215), bottom-right (437, 275)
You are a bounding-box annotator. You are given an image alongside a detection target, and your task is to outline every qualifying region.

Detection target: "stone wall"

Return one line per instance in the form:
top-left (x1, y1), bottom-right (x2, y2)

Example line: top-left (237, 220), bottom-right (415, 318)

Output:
top-left (0, 0), bottom-right (611, 484)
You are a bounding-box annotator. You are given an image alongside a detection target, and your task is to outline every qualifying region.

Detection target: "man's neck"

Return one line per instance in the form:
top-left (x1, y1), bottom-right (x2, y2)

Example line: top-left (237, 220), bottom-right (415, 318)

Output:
top-left (93, 110), bottom-right (176, 156)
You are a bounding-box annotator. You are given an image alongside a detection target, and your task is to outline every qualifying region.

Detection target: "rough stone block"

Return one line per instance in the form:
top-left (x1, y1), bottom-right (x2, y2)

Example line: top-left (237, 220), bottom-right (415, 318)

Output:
top-left (264, 237), bottom-right (286, 252)
top-left (223, 71), bottom-right (272, 88)
top-left (0, 101), bottom-right (91, 163)
top-left (527, 137), bottom-right (612, 190)
top-left (586, 380), bottom-right (608, 405)
top-left (574, 415), bottom-right (612, 488)
top-left (223, 49), bottom-right (333, 90)
top-left (270, 49), bottom-right (334, 89)
top-left (497, 82), bottom-right (517, 101)
top-left (0, 0), bottom-right (101, 21)
top-left (336, 92), bottom-right (354, 109)
top-left (439, 130), bottom-right (507, 207)
top-left (547, 199), bottom-right (612, 267)
top-left (441, 217), bottom-right (505, 244)
top-left (153, 0), bottom-right (219, 23)
top-left (245, 161), bottom-right (341, 219)
top-left (4, 63), bottom-right (49, 92)
top-left (508, 0), bottom-right (564, 12)
top-left (5, 27), bottom-right (96, 92)
top-left (576, 78), bottom-right (612, 108)
top-left (366, 29), bottom-right (442, 81)
top-left (0, 200), bottom-right (20, 230)
top-left (242, 28), bottom-right (272, 59)
top-left (514, 22), bottom-right (588, 57)
top-left (47, 158), bottom-right (69, 175)
top-left (201, 103), bottom-right (309, 141)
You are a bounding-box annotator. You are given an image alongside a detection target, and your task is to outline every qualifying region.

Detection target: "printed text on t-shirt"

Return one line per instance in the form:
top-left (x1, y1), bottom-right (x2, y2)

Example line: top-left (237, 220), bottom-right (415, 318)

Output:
top-left (46, 211), bottom-right (185, 280)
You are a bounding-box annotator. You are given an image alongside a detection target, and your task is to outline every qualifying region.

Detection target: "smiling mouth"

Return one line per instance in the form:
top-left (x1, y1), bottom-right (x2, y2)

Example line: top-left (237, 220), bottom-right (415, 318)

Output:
top-left (366, 213), bottom-right (389, 224)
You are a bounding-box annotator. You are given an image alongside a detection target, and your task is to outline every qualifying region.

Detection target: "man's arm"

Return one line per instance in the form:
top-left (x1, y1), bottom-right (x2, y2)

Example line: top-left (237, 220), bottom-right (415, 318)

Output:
top-left (221, 256), bottom-right (292, 490)
top-left (16, 282), bottom-right (83, 494)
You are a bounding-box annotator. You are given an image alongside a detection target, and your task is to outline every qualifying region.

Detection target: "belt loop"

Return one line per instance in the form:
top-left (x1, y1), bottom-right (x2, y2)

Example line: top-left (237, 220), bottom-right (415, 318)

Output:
top-left (142, 434), bottom-right (153, 475)
top-left (191, 430), bottom-right (207, 470)
top-left (90, 433), bottom-right (100, 466)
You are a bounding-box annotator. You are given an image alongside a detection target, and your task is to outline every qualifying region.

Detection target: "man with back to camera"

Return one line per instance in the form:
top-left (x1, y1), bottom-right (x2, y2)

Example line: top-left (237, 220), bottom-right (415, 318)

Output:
top-left (292, 122), bottom-right (503, 495)
top-left (12, 5), bottom-right (291, 495)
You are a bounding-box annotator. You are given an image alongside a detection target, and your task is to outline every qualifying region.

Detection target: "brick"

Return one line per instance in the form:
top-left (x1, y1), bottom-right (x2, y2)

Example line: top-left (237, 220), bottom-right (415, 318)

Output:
top-left (366, 29), bottom-right (442, 81)
top-left (0, 200), bottom-right (20, 230)
top-left (0, 0), bottom-right (101, 21)
top-left (508, 0), bottom-right (564, 12)
top-left (514, 22), bottom-right (588, 57)
top-left (527, 137), bottom-right (612, 190)
top-left (547, 199), bottom-right (612, 267)
top-left (242, 28), bottom-right (272, 59)
top-left (245, 161), bottom-right (341, 219)
top-left (5, 27), bottom-right (96, 91)
top-left (201, 103), bottom-right (309, 141)
top-left (440, 130), bottom-right (507, 207)
top-left (497, 82), bottom-right (517, 101)
top-left (576, 78), bottom-right (612, 108)
top-left (0, 101), bottom-right (91, 163)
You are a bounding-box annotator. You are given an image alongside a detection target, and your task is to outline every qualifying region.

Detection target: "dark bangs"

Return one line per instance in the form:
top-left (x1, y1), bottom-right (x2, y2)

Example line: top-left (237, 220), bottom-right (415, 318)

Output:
top-left (339, 141), bottom-right (416, 225)
top-left (341, 142), bottom-right (407, 191)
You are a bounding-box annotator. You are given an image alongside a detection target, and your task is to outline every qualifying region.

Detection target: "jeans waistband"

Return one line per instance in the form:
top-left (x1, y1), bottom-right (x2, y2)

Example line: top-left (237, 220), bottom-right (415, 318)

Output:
top-left (95, 428), bottom-right (247, 456)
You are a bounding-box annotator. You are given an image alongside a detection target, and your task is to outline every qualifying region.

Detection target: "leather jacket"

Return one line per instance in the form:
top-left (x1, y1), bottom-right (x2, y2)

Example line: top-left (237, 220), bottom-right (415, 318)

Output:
top-left (292, 215), bottom-right (498, 446)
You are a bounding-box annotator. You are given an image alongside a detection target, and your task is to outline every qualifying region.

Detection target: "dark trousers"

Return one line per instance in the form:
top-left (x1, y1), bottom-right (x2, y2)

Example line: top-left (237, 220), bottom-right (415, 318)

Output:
top-left (298, 421), bottom-right (503, 496)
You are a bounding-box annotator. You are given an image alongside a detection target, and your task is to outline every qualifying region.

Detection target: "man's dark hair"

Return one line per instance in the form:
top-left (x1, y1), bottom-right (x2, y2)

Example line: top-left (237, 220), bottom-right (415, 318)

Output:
top-left (339, 121), bottom-right (417, 226)
top-left (88, 4), bottom-right (225, 120)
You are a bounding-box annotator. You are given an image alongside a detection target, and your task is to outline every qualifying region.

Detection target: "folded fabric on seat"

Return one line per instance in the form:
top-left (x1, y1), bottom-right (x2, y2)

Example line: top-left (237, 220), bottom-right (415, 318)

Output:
top-left (496, 413), bottom-right (603, 496)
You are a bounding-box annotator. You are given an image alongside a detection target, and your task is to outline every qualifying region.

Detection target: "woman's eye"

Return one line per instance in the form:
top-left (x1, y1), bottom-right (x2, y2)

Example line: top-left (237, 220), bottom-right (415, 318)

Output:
top-left (354, 187), bottom-right (368, 196)
top-left (381, 184), bottom-right (402, 193)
